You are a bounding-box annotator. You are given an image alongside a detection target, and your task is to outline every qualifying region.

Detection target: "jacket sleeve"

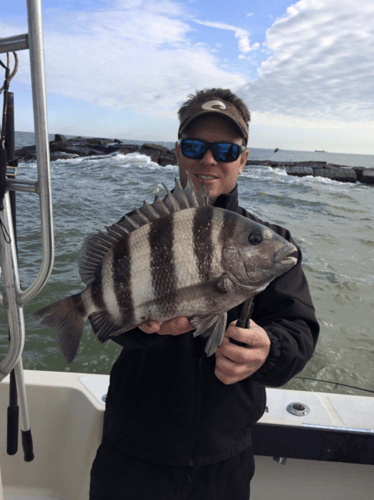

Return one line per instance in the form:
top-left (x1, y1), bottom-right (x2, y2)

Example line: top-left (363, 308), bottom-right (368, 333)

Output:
top-left (239, 209), bottom-right (320, 387)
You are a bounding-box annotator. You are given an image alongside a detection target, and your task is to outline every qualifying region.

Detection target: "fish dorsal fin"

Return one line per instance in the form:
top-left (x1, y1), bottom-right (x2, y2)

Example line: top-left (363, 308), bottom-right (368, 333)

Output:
top-left (183, 173), bottom-right (210, 207)
top-left (78, 173), bottom-right (209, 285)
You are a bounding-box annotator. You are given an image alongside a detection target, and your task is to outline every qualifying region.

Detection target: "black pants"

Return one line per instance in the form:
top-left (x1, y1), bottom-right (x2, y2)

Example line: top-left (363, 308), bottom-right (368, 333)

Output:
top-left (89, 440), bottom-right (255, 500)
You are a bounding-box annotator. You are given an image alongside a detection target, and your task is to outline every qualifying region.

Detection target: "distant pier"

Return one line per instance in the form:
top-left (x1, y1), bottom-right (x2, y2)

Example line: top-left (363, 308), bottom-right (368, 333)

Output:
top-left (15, 135), bottom-right (374, 186)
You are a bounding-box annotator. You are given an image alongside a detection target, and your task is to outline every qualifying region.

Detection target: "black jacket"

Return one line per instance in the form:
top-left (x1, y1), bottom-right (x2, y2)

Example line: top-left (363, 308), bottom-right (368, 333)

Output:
top-left (103, 186), bottom-right (319, 466)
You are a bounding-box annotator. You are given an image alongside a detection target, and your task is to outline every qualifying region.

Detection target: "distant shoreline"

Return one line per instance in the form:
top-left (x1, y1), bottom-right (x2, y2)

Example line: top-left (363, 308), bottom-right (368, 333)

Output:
top-left (14, 134), bottom-right (374, 186)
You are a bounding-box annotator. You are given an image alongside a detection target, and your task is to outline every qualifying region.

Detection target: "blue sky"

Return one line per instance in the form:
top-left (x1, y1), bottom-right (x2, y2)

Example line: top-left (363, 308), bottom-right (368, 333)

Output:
top-left (2, 0), bottom-right (374, 154)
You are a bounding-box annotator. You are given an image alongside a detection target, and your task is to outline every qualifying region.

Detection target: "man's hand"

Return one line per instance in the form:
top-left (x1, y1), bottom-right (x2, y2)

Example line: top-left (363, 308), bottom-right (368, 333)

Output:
top-left (215, 320), bottom-right (270, 385)
top-left (139, 316), bottom-right (193, 336)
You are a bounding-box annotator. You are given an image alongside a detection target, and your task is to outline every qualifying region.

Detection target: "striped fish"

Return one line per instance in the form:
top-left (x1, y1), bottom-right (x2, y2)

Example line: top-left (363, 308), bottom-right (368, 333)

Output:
top-left (34, 174), bottom-right (297, 363)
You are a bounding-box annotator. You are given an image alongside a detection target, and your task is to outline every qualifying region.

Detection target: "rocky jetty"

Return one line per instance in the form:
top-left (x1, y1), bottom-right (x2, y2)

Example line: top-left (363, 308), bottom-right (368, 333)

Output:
top-left (246, 160), bottom-right (374, 185)
top-left (15, 135), bottom-right (177, 167)
top-left (15, 135), bottom-right (374, 186)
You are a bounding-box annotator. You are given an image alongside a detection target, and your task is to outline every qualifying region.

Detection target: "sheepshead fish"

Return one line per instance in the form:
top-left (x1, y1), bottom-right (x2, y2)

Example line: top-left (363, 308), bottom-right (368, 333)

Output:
top-left (34, 175), bottom-right (297, 363)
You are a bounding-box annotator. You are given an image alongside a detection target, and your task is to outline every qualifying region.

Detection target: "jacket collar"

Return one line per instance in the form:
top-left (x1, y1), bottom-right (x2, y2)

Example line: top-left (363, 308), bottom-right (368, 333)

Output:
top-left (212, 185), bottom-right (239, 212)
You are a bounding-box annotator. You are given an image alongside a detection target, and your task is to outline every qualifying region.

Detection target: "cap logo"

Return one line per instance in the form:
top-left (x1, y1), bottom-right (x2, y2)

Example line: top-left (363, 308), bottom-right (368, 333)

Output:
top-left (201, 100), bottom-right (226, 111)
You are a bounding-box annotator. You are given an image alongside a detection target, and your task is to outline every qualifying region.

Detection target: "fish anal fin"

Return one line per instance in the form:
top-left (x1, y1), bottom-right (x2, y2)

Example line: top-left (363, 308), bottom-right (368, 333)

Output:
top-left (190, 312), bottom-right (227, 356)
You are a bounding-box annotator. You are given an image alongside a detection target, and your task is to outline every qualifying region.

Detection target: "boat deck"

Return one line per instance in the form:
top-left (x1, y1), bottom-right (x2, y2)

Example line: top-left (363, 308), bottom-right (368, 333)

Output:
top-left (1, 371), bottom-right (373, 500)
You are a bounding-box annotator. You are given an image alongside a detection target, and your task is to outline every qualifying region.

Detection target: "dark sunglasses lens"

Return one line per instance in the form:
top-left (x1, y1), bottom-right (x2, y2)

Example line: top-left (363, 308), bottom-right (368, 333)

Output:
top-left (213, 143), bottom-right (241, 162)
top-left (182, 140), bottom-right (206, 159)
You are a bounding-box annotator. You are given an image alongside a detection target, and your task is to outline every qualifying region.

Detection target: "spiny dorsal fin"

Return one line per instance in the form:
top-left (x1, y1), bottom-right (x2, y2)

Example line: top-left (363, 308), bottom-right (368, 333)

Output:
top-left (183, 173), bottom-right (210, 207)
top-left (172, 178), bottom-right (192, 209)
top-left (163, 184), bottom-right (181, 212)
top-left (137, 200), bottom-right (161, 222)
top-left (78, 172), bottom-right (209, 285)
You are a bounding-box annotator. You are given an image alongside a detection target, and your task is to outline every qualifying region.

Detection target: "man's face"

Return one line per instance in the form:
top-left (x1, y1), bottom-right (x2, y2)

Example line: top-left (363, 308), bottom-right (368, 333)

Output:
top-left (175, 115), bottom-right (249, 203)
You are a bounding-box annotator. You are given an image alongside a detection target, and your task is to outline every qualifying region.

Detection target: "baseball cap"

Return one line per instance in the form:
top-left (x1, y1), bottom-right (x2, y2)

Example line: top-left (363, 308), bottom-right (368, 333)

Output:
top-left (178, 97), bottom-right (249, 143)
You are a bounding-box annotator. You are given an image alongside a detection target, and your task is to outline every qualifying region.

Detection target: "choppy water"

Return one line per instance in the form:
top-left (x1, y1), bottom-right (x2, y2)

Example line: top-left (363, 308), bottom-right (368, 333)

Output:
top-left (0, 132), bottom-right (373, 396)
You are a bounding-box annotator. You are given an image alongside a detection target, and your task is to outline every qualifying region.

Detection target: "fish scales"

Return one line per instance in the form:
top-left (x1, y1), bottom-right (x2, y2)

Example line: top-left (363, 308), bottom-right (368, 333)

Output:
top-left (102, 250), bottom-right (122, 322)
top-left (193, 206), bottom-right (214, 283)
top-left (34, 174), bottom-right (298, 363)
top-left (149, 214), bottom-right (178, 318)
top-left (112, 231), bottom-right (134, 324)
top-left (127, 224), bottom-right (152, 324)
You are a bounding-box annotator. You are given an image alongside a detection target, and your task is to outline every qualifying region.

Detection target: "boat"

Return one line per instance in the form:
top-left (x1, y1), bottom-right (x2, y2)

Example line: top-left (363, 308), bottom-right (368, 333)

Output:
top-left (1, 371), bottom-right (373, 499)
top-left (0, 2), bottom-right (373, 499)
top-left (315, 150), bottom-right (326, 153)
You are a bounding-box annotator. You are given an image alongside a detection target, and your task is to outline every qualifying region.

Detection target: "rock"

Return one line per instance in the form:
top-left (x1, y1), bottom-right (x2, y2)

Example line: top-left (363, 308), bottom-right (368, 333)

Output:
top-left (54, 134), bottom-right (67, 142)
top-left (159, 152), bottom-right (177, 167)
top-left (142, 143), bottom-right (170, 153)
top-left (313, 165), bottom-right (356, 183)
top-left (286, 166), bottom-right (314, 177)
top-left (297, 161), bottom-right (326, 167)
top-left (81, 138), bottom-right (114, 146)
top-left (352, 167), bottom-right (366, 182)
top-left (139, 148), bottom-right (161, 163)
top-left (49, 141), bottom-right (66, 152)
top-left (59, 146), bottom-right (105, 157)
top-left (269, 162), bottom-right (290, 169)
top-left (89, 143), bottom-right (123, 154)
top-left (360, 169), bottom-right (374, 184)
top-left (14, 145), bottom-right (36, 161)
top-left (246, 160), bottom-right (272, 166)
top-left (117, 145), bottom-right (140, 155)
top-left (50, 152), bottom-right (77, 161)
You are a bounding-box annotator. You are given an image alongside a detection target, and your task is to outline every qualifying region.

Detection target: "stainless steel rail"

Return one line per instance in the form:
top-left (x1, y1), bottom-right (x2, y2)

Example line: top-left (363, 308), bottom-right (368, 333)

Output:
top-left (0, 34), bottom-right (29, 54)
top-left (0, 192), bottom-right (25, 378)
top-left (18, 0), bottom-right (54, 307)
top-left (0, 0), bottom-right (54, 379)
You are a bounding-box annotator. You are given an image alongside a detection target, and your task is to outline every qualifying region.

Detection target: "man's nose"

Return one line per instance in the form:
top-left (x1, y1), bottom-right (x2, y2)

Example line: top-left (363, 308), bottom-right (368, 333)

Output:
top-left (200, 148), bottom-right (217, 165)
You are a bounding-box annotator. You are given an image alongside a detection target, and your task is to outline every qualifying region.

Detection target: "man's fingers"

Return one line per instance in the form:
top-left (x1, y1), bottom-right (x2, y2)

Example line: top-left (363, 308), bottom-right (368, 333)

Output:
top-left (139, 317), bottom-right (193, 336)
top-left (139, 321), bottom-right (161, 334)
top-left (159, 316), bottom-right (193, 336)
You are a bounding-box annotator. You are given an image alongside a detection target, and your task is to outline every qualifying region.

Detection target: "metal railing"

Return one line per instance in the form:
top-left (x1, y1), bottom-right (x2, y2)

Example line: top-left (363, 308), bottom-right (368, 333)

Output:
top-left (0, 0), bottom-right (54, 462)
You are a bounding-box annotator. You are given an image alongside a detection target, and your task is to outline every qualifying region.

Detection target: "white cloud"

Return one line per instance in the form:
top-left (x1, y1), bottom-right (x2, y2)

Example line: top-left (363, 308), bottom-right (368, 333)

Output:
top-left (4, 0), bottom-right (374, 151)
top-left (193, 20), bottom-right (260, 55)
top-left (238, 0), bottom-right (374, 123)
top-left (6, 1), bottom-right (246, 118)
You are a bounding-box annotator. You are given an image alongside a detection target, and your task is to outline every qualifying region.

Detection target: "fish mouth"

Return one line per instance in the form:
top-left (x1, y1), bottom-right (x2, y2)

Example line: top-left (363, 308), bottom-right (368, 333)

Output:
top-left (274, 242), bottom-right (298, 267)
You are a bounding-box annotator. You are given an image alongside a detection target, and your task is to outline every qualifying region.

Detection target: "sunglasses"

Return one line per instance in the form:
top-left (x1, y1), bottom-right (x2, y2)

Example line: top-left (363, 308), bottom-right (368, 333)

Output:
top-left (178, 139), bottom-right (247, 163)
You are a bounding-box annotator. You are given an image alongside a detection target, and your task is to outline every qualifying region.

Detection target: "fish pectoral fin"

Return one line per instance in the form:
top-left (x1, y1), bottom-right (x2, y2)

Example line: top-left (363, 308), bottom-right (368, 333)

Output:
top-left (190, 312), bottom-right (227, 357)
top-left (89, 312), bottom-right (126, 343)
top-left (215, 274), bottom-right (236, 294)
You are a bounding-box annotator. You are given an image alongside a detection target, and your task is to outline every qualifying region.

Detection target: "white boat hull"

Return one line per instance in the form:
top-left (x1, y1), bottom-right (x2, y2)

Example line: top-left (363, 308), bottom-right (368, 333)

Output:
top-left (1, 371), bottom-right (373, 499)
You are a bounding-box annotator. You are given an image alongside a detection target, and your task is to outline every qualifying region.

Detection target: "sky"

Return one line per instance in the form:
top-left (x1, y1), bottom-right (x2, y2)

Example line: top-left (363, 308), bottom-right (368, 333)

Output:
top-left (1, 0), bottom-right (374, 154)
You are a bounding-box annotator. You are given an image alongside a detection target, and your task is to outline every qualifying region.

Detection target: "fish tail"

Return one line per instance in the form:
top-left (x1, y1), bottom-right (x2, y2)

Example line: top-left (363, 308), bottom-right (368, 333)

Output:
top-left (34, 294), bottom-right (87, 364)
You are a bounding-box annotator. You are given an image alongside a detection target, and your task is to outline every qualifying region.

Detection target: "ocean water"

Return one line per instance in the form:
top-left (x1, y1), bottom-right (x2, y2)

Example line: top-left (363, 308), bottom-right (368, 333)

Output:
top-left (0, 131), bottom-right (373, 396)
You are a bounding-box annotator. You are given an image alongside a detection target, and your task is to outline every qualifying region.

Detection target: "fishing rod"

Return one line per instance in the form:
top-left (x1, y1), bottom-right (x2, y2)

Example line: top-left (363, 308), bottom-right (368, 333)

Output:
top-left (294, 376), bottom-right (374, 396)
top-left (235, 298), bottom-right (373, 396)
top-left (0, 57), bottom-right (10, 211)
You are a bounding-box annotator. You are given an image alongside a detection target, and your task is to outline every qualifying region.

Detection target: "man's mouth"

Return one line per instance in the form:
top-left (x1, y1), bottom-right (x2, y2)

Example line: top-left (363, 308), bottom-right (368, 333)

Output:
top-left (195, 174), bottom-right (218, 180)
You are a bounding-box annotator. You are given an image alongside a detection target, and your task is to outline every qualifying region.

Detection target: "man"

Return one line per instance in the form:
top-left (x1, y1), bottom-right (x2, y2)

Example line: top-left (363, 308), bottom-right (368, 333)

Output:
top-left (90, 89), bottom-right (319, 499)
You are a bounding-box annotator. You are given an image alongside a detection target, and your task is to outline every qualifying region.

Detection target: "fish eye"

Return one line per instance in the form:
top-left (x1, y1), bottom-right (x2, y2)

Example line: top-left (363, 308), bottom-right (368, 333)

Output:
top-left (248, 231), bottom-right (263, 245)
